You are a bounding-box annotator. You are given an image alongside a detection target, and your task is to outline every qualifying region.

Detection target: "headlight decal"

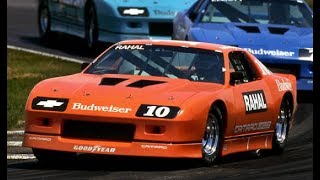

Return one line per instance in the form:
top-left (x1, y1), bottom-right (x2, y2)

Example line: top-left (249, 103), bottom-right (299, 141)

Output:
top-left (136, 104), bottom-right (180, 119)
top-left (32, 97), bottom-right (69, 111)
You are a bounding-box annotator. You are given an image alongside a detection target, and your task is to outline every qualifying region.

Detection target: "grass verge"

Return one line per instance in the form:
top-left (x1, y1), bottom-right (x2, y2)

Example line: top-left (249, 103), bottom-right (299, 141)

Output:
top-left (7, 49), bottom-right (81, 130)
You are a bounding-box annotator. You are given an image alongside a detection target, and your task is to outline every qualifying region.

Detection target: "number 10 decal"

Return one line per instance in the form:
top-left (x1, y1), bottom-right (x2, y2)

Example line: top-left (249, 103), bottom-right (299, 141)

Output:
top-left (136, 104), bottom-right (180, 119)
top-left (143, 106), bottom-right (171, 117)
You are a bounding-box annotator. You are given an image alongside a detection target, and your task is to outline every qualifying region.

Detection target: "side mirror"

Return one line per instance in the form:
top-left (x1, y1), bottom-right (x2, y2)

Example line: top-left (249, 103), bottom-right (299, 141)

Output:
top-left (81, 62), bottom-right (90, 70)
top-left (230, 71), bottom-right (244, 85)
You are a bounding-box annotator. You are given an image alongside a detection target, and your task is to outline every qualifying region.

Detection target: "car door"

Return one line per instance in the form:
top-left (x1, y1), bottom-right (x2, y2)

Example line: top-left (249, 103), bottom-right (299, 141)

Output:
top-left (174, 0), bottom-right (206, 40)
top-left (228, 51), bottom-right (274, 136)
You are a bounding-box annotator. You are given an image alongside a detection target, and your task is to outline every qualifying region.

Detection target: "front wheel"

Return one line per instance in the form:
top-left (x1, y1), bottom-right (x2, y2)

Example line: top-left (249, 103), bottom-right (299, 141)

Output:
top-left (201, 108), bottom-right (223, 166)
top-left (271, 98), bottom-right (291, 154)
top-left (38, 3), bottom-right (52, 43)
top-left (85, 4), bottom-right (98, 49)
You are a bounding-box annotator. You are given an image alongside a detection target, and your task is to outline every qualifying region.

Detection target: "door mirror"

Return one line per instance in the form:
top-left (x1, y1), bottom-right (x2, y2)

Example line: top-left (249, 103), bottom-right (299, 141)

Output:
top-left (230, 71), bottom-right (244, 85)
top-left (81, 62), bottom-right (90, 70)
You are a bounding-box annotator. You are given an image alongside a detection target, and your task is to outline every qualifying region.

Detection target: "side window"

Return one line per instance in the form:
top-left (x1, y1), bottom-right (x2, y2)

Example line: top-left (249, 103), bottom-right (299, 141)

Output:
top-left (189, 0), bottom-right (206, 22)
top-left (229, 51), bottom-right (257, 84)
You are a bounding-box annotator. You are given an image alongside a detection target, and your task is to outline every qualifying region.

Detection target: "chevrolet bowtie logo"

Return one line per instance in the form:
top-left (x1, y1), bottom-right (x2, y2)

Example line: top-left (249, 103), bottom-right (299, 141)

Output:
top-left (37, 100), bottom-right (64, 108)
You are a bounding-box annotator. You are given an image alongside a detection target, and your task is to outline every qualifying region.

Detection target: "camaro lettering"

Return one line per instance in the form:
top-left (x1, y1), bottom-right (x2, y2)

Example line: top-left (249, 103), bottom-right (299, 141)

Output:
top-left (242, 90), bottom-right (267, 113)
top-left (73, 145), bottom-right (116, 153)
top-left (245, 48), bottom-right (295, 57)
top-left (115, 45), bottom-right (144, 50)
top-left (71, 103), bottom-right (132, 113)
top-left (234, 121), bottom-right (271, 133)
top-left (276, 79), bottom-right (292, 91)
top-left (141, 145), bottom-right (168, 149)
top-left (29, 137), bottom-right (51, 141)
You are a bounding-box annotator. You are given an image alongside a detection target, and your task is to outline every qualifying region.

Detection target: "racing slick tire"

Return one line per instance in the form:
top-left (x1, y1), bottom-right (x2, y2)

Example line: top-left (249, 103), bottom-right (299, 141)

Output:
top-left (271, 97), bottom-right (292, 154)
top-left (85, 3), bottom-right (98, 49)
top-left (32, 148), bottom-right (77, 165)
top-left (38, 2), bottom-right (53, 43)
top-left (201, 107), bottom-right (223, 166)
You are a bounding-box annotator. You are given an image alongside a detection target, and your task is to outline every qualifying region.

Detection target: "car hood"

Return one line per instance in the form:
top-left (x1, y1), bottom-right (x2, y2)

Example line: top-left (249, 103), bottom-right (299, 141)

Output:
top-left (192, 23), bottom-right (313, 60)
top-left (30, 73), bottom-right (223, 108)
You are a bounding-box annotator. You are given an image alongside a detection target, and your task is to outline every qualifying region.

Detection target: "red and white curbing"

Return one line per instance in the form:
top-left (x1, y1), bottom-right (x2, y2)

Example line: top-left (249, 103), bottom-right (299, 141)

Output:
top-left (7, 130), bottom-right (35, 160)
top-left (7, 154), bottom-right (36, 160)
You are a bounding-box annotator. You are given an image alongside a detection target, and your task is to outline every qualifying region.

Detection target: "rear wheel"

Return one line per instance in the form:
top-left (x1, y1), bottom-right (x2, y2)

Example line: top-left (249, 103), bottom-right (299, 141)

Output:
top-left (272, 98), bottom-right (291, 154)
top-left (201, 107), bottom-right (223, 166)
top-left (33, 148), bottom-right (77, 165)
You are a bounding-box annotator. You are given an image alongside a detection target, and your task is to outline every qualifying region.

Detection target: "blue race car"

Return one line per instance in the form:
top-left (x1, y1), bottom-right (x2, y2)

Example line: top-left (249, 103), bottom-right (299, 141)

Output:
top-left (38, 0), bottom-right (197, 48)
top-left (172, 0), bottom-right (313, 91)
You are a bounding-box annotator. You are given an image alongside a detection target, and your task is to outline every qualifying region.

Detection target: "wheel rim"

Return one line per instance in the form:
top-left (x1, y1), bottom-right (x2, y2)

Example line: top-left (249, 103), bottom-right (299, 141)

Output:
top-left (40, 7), bottom-right (48, 33)
top-left (202, 116), bottom-right (219, 156)
top-left (275, 104), bottom-right (289, 144)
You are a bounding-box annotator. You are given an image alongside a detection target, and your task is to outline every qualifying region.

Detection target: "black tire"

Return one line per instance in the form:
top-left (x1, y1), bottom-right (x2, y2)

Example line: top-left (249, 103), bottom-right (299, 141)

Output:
top-left (271, 98), bottom-right (291, 154)
top-left (201, 107), bottom-right (223, 166)
top-left (33, 148), bottom-right (77, 165)
top-left (85, 3), bottom-right (98, 49)
top-left (38, 2), bottom-right (52, 43)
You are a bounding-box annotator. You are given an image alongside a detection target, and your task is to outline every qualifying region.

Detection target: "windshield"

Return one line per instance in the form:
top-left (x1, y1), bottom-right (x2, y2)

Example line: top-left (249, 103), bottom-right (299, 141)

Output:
top-left (85, 44), bottom-right (225, 84)
top-left (200, 0), bottom-right (313, 28)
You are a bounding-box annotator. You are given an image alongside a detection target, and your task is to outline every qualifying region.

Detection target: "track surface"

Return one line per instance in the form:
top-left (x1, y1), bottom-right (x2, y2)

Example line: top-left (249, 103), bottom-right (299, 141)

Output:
top-left (7, 0), bottom-right (314, 179)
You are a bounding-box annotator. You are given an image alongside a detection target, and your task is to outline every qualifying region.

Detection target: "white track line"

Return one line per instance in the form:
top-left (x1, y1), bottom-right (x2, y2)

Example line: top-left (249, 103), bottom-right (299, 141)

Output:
top-left (7, 130), bottom-right (25, 135)
top-left (7, 154), bottom-right (36, 160)
top-left (7, 141), bottom-right (23, 147)
top-left (7, 45), bottom-right (85, 64)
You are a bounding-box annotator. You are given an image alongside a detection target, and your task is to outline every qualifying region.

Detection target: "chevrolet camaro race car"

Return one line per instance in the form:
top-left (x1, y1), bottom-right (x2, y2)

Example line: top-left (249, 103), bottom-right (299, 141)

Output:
top-left (172, 0), bottom-right (313, 91)
top-left (38, 0), bottom-right (197, 48)
top-left (23, 40), bottom-right (297, 165)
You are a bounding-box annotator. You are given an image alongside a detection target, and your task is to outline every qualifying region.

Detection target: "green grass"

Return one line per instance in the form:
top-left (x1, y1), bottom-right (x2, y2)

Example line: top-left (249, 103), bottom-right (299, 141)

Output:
top-left (305, 0), bottom-right (313, 9)
top-left (7, 49), bottom-right (81, 130)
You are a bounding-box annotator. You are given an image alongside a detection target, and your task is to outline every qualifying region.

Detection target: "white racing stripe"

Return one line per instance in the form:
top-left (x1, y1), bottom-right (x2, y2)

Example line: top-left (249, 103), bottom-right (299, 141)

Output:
top-left (7, 154), bottom-right (36, 160)
top-left (7, 45), bottom-right (85, 64)
top-left (7, 141), bottom-right (23, 147)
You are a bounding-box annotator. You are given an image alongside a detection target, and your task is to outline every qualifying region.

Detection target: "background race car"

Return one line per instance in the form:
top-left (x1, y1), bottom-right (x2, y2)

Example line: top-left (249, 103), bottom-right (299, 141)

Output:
top-left (172, 0), bottom-right (313, 91)
top-left (38, 0), bottom-right (197, 48)
top-left (23, 40), bottom-right (297, 166)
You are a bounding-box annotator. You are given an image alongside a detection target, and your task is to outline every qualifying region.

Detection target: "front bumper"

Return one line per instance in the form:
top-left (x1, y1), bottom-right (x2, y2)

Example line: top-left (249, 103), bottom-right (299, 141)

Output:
top-left (23, 133), bottom-right (202, 158)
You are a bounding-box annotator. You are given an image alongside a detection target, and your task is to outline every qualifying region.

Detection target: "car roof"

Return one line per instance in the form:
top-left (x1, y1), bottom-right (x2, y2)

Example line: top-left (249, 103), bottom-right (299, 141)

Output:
top-left (117, 39), bottom-right (243, 52)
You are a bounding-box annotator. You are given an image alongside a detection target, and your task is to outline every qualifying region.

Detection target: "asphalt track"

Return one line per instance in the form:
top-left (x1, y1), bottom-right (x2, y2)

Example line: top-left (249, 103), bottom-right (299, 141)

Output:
top-left (7, 0), bottom-right (314, 179)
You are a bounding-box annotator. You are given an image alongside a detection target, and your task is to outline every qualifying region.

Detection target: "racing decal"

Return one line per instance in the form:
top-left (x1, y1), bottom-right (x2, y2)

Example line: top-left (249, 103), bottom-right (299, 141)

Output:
top-left (276, 79), bottom-right (292, 91)
top-left (118, 7), bottom-right (149, 16)
top-left (71, 103), bottom-right (132, 113)
top-left (242, 90), bottom-right (267, 113)
top-left (29, 136), bottom-right (52, 142)
top-left (73, 145), bottom-right (116, 153)
top-left (115, 45), bottom-right (144, 50)
top-left (141, 144), bottom-right (168, 150)
top-left (32, 97), bottom-right (69, 111)
top-left (244, 48), bottom-right (295, 57)
top-left (136, 104), bottom-right (180, 119)
top-left (234, 121), bottom-right (271, 133)
top-left (153, 10), bottom-right (177, 16)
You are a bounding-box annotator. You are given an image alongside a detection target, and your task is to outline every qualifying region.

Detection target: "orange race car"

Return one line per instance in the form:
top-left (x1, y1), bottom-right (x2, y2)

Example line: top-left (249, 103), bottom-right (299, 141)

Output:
top-left (23, 40), bottom-right (297, 165)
